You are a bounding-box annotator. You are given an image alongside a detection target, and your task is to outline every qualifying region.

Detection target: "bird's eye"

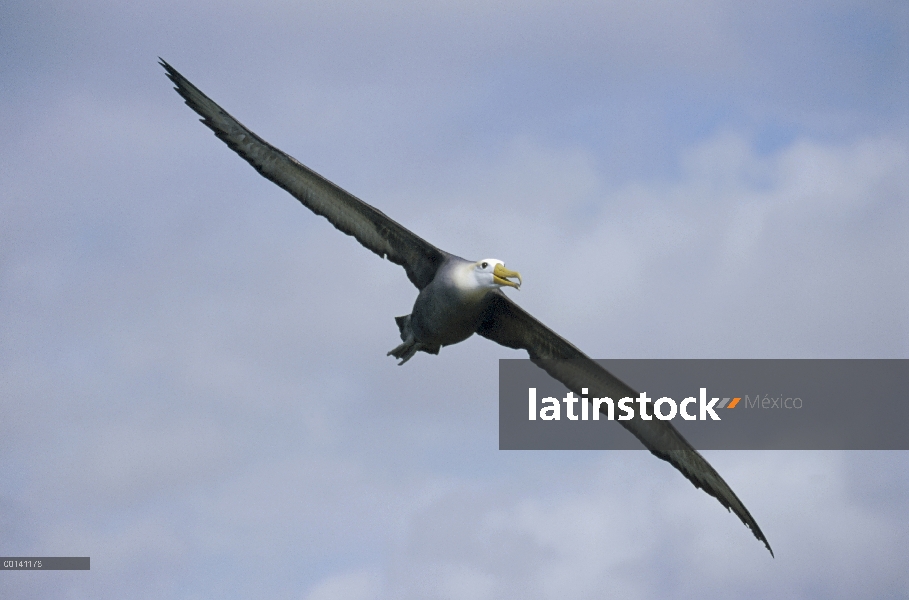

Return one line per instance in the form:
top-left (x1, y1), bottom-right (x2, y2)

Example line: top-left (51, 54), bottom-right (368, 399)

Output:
top-left (481, 262), bottom-right (488, 269)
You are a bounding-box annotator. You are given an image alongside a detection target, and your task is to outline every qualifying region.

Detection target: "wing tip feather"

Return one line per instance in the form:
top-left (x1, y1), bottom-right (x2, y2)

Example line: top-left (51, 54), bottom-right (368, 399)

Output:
top-left (666, 449), bottom-right (773, 556)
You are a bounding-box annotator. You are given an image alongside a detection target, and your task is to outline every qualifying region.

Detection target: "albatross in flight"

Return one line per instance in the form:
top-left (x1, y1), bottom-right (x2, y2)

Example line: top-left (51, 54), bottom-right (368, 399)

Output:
top-left (161, 59), bottom-right (772, 556)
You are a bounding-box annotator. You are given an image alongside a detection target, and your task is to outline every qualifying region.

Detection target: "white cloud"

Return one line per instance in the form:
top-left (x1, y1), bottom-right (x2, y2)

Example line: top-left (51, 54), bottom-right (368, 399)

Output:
top-left (305, 569), bottom-right (380, 600)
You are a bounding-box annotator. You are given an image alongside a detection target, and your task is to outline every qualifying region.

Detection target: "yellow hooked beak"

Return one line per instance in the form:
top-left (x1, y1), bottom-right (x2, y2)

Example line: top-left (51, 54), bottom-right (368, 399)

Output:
top-left (493, 263), bottom-right (522, 289)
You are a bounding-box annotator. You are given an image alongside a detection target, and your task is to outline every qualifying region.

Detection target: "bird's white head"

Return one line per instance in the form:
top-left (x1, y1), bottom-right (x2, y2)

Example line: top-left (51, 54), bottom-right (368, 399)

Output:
top-left (473, 259), bottom-right (522, 290)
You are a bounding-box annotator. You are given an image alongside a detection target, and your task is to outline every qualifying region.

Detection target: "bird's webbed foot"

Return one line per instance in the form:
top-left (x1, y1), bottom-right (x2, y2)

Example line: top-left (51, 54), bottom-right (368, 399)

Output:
top-left (387, 339), bottom-right (421, 365)
top-left (387, 339), bottom-right (441, 365)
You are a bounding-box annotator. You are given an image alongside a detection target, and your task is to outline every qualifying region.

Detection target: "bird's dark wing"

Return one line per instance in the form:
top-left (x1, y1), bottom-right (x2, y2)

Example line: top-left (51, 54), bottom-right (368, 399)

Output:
top-left (161, 59), bottom-right (447, 290)
top-left (477, 291), bottom-right (773, 556)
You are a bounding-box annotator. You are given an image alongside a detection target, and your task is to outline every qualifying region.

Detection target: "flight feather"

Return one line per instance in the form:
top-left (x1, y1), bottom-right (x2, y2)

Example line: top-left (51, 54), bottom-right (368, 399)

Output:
top-left (478, 291), bottom-right (773, 556)
top-left (160, 59), bottom-right (447, 290)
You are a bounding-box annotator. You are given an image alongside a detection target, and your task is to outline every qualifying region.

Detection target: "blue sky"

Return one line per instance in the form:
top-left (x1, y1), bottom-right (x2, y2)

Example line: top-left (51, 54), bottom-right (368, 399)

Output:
top-left (1, 1), bottom-right (907, 598)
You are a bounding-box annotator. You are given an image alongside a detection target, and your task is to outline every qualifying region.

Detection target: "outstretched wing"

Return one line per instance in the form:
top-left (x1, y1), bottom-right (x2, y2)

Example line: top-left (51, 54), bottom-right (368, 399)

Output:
top-left (161, 59), bottom-right (447, 290)
top-left (478, 291), bottom-right (773, 556)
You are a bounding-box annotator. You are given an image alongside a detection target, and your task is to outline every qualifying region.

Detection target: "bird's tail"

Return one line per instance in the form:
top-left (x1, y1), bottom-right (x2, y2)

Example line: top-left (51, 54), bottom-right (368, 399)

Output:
top-left (394, 315), bottom-right (411, 340)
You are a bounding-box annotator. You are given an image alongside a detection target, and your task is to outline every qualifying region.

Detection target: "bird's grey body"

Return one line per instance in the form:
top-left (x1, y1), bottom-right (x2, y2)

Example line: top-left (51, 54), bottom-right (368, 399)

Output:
top-left (391, 256), bottom-right (508, 363)
top-left (161, 59), bottom-right (773, 556)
